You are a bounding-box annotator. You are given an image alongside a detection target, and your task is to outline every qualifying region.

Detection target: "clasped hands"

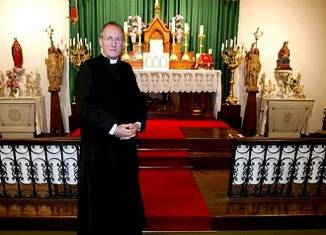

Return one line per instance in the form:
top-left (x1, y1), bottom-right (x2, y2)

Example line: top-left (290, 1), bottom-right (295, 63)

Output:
top-left (114, 122), bottom-right (141, 140)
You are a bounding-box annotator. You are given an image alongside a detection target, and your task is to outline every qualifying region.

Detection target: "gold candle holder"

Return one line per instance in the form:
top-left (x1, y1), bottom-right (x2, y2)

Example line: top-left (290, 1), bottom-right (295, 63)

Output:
top-left (170, 32), bottom-right (178, 61)
top-left (68, 35), bottom-right (92, 71)
top-left (221, 42), bottom-right (243, 105)
top-left (121, 32), bottom-right (130, 61)
top-left (135, 32), bottom-right (143, 60)
top-left (198, 34), bottom-right (205, 54)
top-left (182, 32), bottom-right (190, 61)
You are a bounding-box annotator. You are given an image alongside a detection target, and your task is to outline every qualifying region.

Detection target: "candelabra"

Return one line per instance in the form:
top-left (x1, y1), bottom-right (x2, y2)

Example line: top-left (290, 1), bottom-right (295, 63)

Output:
top-left (121, 32), bottom-right (130, 61)
top-left (68, 34), bottom-right (92, 71)
top-left (170, 32), bottom-right (178, 61)
top-left (198, 34), bottom-right (205, 54)
top-left (221, 42), bottom-right (244, 105)
top-left (181, 32), bottom-right (190, 61)
top-left (135, 32), bottom-right (143, 60)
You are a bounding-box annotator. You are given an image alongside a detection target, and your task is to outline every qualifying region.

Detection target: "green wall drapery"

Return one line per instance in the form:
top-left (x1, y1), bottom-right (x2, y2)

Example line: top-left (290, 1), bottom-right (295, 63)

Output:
top-left (69, 0), bottom-right (239, 101)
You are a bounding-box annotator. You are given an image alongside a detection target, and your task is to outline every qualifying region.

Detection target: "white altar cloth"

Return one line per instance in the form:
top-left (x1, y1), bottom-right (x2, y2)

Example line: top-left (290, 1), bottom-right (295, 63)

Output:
top-left (133, 69), bottom-right (222, 117)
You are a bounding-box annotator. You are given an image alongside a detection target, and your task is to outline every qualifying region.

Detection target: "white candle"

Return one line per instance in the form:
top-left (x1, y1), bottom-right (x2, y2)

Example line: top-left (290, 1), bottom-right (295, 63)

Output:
top-left (199, 25), bottom-right (204, 36)
top-left (138, 17), bottom-right (142, 33)
top-left (234, 36), bottom-right (237, 46)
top-left (77, 33), bottom-right (79, 42)
top-left (80, 38), bottom-right (83, 46)
top-left (208, 48), bottom-right (212, 54)
top-left (124, 21), bottom-right (128, 33)
top-left (184, 23), bottom-right (189, 33)
top-left (69, 38), bottom-right (72, 46)
top-left (89, 41), bottom-right (92, 51)
top-left (172, 17), bottom-right (176, 33)
top-left (225, 39), bottom-right (228, 48)
top-left (73, 37), bottom-right (75, 46)
top-left (221, 43), bottom-right (224, 51)
top-left (230, 39), bottom-right (233, 48)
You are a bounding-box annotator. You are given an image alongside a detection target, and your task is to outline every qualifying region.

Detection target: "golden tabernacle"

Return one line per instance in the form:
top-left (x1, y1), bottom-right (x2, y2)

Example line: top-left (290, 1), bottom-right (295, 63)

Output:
top-left (123, 1), bottom-right (198, 70)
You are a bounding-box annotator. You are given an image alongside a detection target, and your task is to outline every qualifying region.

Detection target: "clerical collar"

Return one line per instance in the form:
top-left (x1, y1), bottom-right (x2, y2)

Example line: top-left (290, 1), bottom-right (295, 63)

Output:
top-left (102, 53), bottom-right (118, 64)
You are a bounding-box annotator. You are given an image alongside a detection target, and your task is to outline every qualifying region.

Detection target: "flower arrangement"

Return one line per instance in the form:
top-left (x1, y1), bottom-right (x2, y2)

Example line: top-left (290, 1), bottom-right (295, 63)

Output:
top-left (5, 68), bottom-right (24, 97)
top-left (169, 14), bottom-right (184, 43)
top-left (284, 72), bottom-right (301, 93)
top-left (175, 14), bottom-right (184, 31)
top-left (127, 15), bottom-right (146, 43)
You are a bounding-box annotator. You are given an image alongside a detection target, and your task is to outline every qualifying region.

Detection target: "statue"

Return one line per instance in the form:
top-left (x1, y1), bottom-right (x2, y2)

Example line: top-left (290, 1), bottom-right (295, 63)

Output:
top-left (244, 42), bottom-right (261, 91)
top-left (45, 46), bottom-right (64, 92)
top-left (276, 41), bottom-right (292, 70)
top-left (11, 38), bottom-right (23, 68)
top-left (45, 25), bottom-right (64, 136)
top-left (0, 72), bottom-right (5, 97)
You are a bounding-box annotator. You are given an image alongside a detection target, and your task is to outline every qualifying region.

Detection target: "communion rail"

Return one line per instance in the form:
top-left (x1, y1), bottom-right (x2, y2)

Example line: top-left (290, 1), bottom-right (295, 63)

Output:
top-left (228, 138), bottom-right (326, 198)
top-left (0, 138), bottom-right (79, 198)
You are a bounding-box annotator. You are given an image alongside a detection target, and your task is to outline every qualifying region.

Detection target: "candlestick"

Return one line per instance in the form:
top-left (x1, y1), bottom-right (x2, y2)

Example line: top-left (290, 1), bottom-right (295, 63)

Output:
top-left (138, 17), bottom-right (142, 34)
top-left (135, 32), bottom-right (143, 60)
top-left (121, 31), bottom-right (130, 61)
top-left (184, 23), bottom-right (189, 33)
top-left (198, 33), bottom-right (205, 54)
top-left (199, 25), bottom-right (204, 36)
top-left (172, 17), bottom-right (176, 33)
top-left (182, 31), bottom-right (190, 61)
top-left (170, 32), bottom-right (178, 61)
top-left (124, 21), bottom-right (128, 33)
top-left (68, 35), bottom-right (92, 70)
top-left (221, 39), bottom-right (244, 104)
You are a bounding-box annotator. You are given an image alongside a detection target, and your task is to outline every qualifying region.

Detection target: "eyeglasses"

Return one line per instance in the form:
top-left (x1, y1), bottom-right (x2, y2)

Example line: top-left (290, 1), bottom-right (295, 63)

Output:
top-left (101, 36), bottom-right (123, 44)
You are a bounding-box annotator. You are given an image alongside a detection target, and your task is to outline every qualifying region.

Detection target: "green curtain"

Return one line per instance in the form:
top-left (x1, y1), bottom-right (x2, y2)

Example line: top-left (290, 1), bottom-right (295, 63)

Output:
top-left (69, 0), bottom-right (239, 101)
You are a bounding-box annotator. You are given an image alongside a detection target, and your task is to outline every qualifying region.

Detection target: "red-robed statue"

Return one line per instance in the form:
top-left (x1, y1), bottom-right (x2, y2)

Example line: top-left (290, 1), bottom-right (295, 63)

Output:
top-left (11, 38), bottom-right (23, 68)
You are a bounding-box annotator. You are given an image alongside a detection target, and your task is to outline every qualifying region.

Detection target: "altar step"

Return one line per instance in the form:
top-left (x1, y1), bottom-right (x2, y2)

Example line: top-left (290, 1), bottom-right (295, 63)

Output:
top-left (137, 125), bottom-right (239, 169)
top-left (138, 149), bottom-right (232, 169)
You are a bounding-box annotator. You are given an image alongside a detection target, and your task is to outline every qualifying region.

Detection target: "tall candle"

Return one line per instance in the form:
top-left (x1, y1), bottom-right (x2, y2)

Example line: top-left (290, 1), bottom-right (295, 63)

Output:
top-left (230, 39), bottom-right (233, 48)
top-left (199, 25), bottom-right (204, 36)
top-left (138, 17), bottom-right (142, 33)
top-left (124, 21), bottom-right (128, 33)
top-left (184, 23), bottom-right (189, 33)
top-left (172, 17), bottom-right (176, 33)
top-left (221, 43), bottom-right (224, 51)
top-left (89, 41), bottom-right (92, 51)
top-left (77, 33), bottom-right (79, 42)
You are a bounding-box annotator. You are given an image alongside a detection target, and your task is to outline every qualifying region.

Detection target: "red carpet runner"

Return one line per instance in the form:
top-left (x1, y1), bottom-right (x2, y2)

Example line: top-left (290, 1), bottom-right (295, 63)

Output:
top-left (140, 169), bottom-right (211, 231)
top-left (70, 119), bottom-right (229, 139)
top-left (138, 119), bottom-right (229, 139)
top-left (69, 119), bottom-right (224, 230)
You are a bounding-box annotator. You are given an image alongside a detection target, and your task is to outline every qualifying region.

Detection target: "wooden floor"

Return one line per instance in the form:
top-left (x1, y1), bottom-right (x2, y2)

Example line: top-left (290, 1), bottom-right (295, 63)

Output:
top-left (0, 126), bottom-right (326, 231)
top-left (193, 170), bottom-right (326, 230)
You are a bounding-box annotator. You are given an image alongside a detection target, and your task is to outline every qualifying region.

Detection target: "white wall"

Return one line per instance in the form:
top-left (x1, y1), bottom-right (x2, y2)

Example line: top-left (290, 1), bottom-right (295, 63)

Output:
top-left (238, 0), bottom-right (326, 132)
top-left (0, 0), bottom-right (70, 133)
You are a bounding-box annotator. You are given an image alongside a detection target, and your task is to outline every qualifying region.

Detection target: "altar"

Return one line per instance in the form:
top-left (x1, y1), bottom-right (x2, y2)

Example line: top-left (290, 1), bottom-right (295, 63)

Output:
top-left (258, 97), bottom-right (314, 137)
top-left (134, 69), bottom-right (221, 119)
top-left (0, 96), bottom-right (46, 138)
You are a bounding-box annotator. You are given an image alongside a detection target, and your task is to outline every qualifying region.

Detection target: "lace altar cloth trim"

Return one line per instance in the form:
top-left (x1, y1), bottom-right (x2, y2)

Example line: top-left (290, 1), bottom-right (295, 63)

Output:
top-left (134, 69), bottom-right (221, 93)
